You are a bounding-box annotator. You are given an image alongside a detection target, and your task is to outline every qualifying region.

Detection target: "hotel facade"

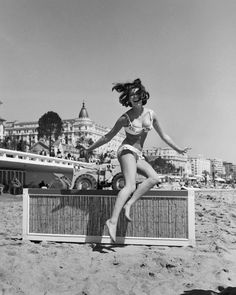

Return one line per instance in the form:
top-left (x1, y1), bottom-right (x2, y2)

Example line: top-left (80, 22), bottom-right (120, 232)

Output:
top-left (0, 102), bottom-right (125, 157)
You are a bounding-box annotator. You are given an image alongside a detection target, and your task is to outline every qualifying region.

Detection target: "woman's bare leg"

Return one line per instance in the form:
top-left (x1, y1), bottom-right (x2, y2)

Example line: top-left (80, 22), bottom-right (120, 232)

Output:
top-left (124, 159), bottom-right (160, 221)
top-left (106, 152), bottom-right (137, 242)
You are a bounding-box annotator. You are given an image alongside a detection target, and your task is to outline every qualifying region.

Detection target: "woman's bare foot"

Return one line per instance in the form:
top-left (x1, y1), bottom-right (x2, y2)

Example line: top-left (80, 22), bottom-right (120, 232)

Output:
top-left (106, 219), bottom-right (116, 242)
top-left (123, 204), bottom-right (132, 222)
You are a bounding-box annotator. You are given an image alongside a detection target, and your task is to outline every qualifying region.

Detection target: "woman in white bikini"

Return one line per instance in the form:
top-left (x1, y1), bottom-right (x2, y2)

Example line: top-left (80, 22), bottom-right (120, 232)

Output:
top-left (83, 78), bottom-right (189, 242)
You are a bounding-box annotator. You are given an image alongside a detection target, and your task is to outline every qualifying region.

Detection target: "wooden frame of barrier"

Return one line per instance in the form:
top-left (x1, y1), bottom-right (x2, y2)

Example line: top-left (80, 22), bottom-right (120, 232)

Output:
top-left (22, 188), bottom-right (195, 246)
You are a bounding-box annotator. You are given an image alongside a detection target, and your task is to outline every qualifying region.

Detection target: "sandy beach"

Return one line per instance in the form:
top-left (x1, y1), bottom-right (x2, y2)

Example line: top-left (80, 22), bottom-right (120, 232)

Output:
top-left (0, 191), bottom-right (236, 295)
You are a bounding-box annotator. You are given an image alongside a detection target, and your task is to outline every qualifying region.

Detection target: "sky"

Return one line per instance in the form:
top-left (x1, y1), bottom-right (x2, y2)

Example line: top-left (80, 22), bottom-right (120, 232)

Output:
top-left (1, 0), bottom-right (236, 163)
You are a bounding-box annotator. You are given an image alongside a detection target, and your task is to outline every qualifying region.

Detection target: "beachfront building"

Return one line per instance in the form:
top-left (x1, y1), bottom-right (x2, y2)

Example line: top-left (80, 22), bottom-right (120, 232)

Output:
top-left (189, 155), bottom-right (211, 176)
top-left (1, 102), bottom-right (125, 157)
top-left (223, 161), bottom-right (235, 181)
top-left (3, 120), bottom-right (39, 148)
top-left (232, 165), bottom-right (236, 180)
top-left (210, 158), bottom-right (224, 177)
top-left (143, 147), bottom-right (189, 175)
top-left (0, 117), bottom-right (6, 141)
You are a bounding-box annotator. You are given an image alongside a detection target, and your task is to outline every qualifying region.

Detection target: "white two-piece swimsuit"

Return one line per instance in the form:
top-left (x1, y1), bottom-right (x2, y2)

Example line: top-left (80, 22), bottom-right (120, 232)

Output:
top-left (117, 108), bottom-right (154, 161)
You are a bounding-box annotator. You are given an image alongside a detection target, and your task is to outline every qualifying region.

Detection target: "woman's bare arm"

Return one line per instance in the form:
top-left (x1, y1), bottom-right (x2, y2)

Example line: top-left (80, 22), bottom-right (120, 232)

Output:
top-left (85, 115), bottom-right (126, 153)
top-left (152, 111), bottom-right (190, 155)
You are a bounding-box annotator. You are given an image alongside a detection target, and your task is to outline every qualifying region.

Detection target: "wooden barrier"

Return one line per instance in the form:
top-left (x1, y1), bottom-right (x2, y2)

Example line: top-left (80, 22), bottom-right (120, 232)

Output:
top-left (23, 188), bottom-right (195, 246)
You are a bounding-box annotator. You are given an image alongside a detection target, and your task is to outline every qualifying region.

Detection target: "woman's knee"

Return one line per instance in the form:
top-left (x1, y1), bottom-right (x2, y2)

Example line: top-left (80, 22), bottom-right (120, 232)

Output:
top-left (149, 176), bottom-right (161, 186)
top-left (124, 183), bottom-right (136, 194)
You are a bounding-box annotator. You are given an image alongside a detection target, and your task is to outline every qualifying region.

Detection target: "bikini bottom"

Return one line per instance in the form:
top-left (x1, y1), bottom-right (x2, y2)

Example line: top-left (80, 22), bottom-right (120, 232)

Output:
top-left (117, 144), bottom-right (145, 161)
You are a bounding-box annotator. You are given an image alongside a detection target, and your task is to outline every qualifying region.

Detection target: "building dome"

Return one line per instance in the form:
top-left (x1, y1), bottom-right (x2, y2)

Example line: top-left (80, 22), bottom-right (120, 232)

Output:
top-left (78, 102), bottom-right (89, 119)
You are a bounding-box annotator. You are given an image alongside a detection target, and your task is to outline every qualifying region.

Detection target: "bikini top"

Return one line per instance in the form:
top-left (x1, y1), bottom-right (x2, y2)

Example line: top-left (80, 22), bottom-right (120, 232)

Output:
top-left (123, 109), bottom-right (154, 135)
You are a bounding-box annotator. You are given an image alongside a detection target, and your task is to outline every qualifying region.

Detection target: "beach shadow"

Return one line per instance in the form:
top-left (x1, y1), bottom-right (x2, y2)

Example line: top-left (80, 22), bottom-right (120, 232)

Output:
top-left (181, 287), bottom-right (236, 295)
top-left (217, 287), bottom-right (236, 295)
top-left (180, 290), bottom-right (217, 295)
top-left (91, 243), bottom-right (126, 253)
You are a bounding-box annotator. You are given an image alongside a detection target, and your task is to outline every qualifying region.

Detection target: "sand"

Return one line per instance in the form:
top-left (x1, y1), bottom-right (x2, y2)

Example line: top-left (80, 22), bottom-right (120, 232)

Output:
top-left (0, 191), bottom-right (236, 295)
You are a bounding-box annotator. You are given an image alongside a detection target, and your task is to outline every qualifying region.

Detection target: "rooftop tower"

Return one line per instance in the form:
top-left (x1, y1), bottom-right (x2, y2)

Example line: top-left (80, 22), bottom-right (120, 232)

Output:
top-left (78, 101), bottom-right (89, 119)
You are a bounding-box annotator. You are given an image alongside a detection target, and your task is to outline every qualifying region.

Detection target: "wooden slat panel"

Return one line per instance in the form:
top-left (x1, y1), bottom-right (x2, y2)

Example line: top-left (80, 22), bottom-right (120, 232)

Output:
top-left (28, 193), bottom-right (188, 239)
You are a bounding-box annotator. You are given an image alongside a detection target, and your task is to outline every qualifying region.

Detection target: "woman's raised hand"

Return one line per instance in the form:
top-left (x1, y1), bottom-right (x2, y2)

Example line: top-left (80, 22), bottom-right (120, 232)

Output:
top-left (178, 147), bottom-right (191, 155)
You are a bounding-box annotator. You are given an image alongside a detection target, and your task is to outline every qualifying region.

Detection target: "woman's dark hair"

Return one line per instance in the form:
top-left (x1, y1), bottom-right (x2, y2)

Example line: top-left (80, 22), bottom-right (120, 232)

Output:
top-left (112, 78), bottom-right (150, 107)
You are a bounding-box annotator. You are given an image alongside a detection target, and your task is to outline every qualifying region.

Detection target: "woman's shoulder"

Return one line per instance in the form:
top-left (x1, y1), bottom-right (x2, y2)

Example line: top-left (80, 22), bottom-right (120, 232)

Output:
top-left (143, 107), bottom-right (152, 112)
top-left (125, 109), bottom-right (132, 116)
top-left (118, 112), bottom-right (130, 125)
top-left (121, 111), bottom-right (130, 119)
top-left (144, 107), bottom-right (155, 116)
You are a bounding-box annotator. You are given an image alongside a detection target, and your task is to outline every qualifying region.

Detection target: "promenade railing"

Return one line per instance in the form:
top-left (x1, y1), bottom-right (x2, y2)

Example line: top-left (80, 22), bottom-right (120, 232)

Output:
top-left (0, 148), bottom-right (91, 169)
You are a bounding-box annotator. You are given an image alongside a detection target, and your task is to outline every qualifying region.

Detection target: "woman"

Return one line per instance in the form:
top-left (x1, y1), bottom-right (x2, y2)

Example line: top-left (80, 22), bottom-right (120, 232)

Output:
top-left (82, 78), bottom-right (189, 242)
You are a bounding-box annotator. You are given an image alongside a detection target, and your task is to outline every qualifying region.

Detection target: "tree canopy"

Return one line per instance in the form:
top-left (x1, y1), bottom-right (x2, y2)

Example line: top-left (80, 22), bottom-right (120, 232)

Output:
top-left (37, 111), bottom-right (63, 154)
top-left (147, 156), bottom-right (176, 174)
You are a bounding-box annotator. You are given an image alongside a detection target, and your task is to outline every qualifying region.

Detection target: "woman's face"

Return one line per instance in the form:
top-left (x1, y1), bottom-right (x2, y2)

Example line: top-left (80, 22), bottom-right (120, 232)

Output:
top-left (129, 89), bottom-right (142, 107)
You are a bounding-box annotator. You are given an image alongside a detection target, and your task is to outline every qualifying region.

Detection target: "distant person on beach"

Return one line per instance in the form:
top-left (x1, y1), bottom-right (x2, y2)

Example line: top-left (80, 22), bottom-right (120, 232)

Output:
top-left (38, 180), bottom-right (48, 189)
top-left (81, 78), bottom-right (190, 242)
